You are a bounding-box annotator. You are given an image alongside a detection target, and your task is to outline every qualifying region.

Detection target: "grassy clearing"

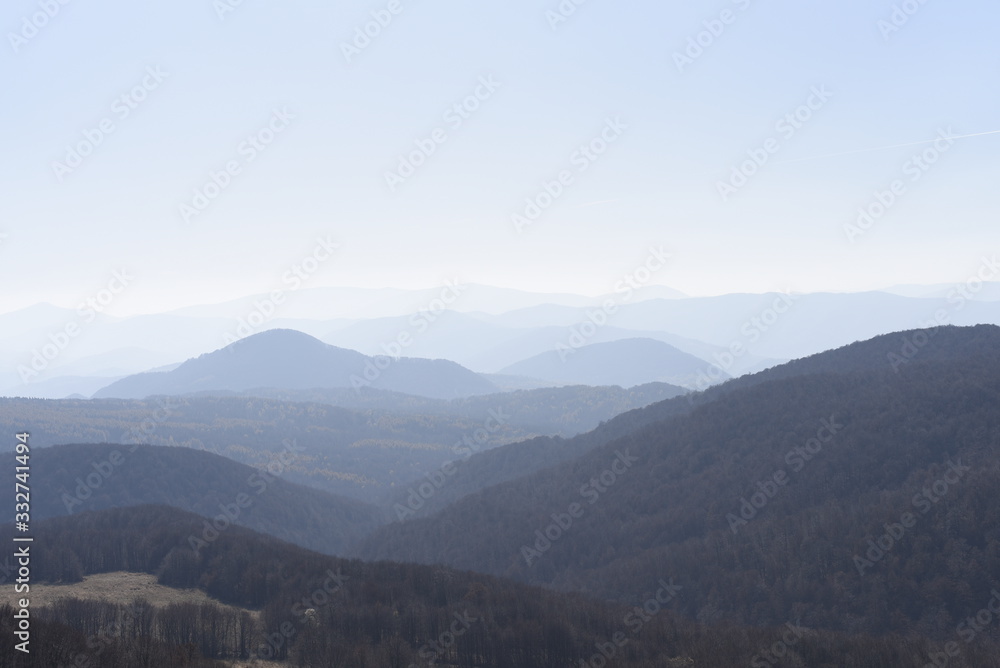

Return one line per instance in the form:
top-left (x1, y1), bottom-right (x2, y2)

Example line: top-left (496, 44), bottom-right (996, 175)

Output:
top-left (0, 571), bottom-right (259, 618)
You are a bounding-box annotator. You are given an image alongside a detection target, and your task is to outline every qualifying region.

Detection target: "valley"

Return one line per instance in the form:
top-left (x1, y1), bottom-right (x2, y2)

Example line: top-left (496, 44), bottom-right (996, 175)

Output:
top-left (2, 323), bottom-right (1000, 665)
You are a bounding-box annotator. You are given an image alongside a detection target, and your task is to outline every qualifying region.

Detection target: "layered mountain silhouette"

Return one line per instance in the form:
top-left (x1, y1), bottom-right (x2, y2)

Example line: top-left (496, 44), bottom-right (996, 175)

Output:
top-left (0, 504), bottom-right (951, 667)
top-left (354, 325), bottom-right (1000, 640)
top-left (93, 329), bottom-right (498, 400)
top-left (0, 384), bottom-right (684, 505)
top-left (7, 443), bottom-right (386, 555)
top-left (499, 337), bottom-right (723, 388)
top-left (389, 326), bottom-right (1000, 518)
top-left (7, 323), bottom-right (1000, 660)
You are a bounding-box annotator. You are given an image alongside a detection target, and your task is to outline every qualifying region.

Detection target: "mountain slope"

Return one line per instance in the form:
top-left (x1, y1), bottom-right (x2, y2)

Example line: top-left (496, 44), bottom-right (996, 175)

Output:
top-left (0, 385), bottom-right (683, 504)
top-left (384, 326), bottom-right (1000, 517)
top-left (4, 443), bottom-right (386, 555)
top-left (183, 381), bottom-right (687, 436)
top-left (499, 337), bottom-right (725, 388)
top-left (92, 328), bottom-right (497, 400)
top-left (353, 325), bottom-right (1000, 641)
top-left (0, 504), bottom-right (970, 667)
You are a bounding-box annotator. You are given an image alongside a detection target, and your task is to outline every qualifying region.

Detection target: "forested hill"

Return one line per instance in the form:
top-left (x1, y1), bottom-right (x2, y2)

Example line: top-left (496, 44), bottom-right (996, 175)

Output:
top-left (0, 383), bottom-right (684, 504)
top-left (0, 505), bottom-right (973, 667)
top-left (385, 324), bottom-right (1000, 517)
top-left (598, 323), bottom-right (1000, 437)
top-left (3, 443), bottom-right (386, 555)
top-left (183, 380), bottom-right (688, 436)
top-left (715, 322), bottom-right (1000, 389)
top-left (353, 325), bottom-right (1000, 642)
top-left (92, 328), bottom-right (498, 400)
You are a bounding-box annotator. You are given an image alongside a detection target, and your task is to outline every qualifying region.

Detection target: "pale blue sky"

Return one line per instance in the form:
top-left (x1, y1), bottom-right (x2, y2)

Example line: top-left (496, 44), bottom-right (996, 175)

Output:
top-left (2, 0), bottom-right (997, 315)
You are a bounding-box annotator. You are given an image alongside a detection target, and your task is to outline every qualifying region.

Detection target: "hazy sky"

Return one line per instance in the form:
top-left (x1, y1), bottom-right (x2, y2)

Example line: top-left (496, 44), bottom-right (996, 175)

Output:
top-left (2, 0), bottom-right (998, 315)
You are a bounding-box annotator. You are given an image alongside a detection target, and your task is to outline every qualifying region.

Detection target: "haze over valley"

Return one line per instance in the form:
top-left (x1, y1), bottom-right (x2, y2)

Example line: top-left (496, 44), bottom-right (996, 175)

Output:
top-left (3, 0), bottom-right (999, 665)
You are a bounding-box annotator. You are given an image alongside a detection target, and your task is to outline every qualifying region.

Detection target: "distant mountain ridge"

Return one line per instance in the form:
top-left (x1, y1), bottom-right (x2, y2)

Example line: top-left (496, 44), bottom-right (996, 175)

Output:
top-left (499, 337), bottom-right (726, 388)
top-left (358, 324), bottom-right (1000, 517)
top-left (6, 285), bottom-right (998, 399)
top-left (0, 386), bottom-right (684, 504)
top-left (93, 329), bottom-right (498, 400)
top-left (353, 325), bottom-right (1000, 641)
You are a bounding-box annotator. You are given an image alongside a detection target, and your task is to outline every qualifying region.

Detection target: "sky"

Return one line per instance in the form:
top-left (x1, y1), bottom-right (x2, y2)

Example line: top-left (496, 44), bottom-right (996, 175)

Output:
top-left (1, 0), bottom-right (998, 316)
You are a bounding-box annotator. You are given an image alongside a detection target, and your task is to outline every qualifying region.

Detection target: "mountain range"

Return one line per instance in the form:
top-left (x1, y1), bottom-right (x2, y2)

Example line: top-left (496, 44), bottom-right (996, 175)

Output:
top-left (4, 321), bottom-right (1000, 666)
top-left (6, 283), bottom-right (999, 399)
top-left (92, 329), bottom-right (499, 400)
top-left (353, 325), bottom-right (1000, 641)
top-left (499, 336), bottom-right (723, 387)
top-left (1, 503), bottom-right (951, 667)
